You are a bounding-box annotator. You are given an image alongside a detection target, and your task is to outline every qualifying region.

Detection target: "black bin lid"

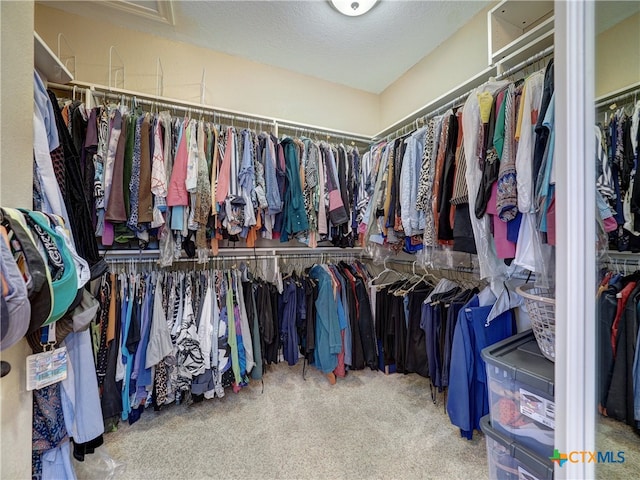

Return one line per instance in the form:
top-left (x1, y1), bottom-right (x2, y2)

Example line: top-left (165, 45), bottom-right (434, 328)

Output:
top-left (480, 415), bottom-right (554, 480)
top-left (481, 330), bottom-right (555, 397)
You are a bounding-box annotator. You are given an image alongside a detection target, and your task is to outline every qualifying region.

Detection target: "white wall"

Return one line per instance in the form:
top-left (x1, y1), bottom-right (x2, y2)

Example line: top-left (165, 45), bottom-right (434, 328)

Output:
top-left (595, 11), bottom-right (640, 97)
top-left (379, 4), bottom-right (492, 130)
top-left (35, 4), bottom-right (380, 137)
top-left (0, 2), bottom-right (35, 478)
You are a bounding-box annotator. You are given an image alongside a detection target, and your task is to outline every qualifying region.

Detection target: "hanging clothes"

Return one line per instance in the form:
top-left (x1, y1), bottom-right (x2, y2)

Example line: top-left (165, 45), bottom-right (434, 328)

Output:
top-left (447, 292), bottom-right (516, 439)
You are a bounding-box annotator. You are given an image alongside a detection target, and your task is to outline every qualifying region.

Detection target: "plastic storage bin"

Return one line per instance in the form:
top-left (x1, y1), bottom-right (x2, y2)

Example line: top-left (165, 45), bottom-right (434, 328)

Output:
top-left (480, 415), bottom-right (554, 480)
top-left (481, 331), bottom-right (555, 458)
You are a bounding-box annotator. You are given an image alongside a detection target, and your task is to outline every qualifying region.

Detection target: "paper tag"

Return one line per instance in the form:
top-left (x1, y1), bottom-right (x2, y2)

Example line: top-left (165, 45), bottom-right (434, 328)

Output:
top-left (519, 388), bottom-right (555, 429)
top-left (518, 465), bottom-right (541, 480)
top-left (26, 347), bottom-right (68, 391)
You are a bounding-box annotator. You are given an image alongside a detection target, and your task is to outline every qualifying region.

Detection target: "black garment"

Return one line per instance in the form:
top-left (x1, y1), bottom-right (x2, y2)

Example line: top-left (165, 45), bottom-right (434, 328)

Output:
top-left (304, 277), bottom-right (317, 360)
top-left (438, 114), bottom-right (458, 241)
top-left (101, 280), bottom-right (123, 421)
top-left (95, 276), bottom-right (110, 387)
top-left (404, 286), bottom-right (431, 377)
top-left (248, 281), bottom-right (263, 381)
top-left (349, 149), bottom-right (359, 232)
top-left (599, 281), bottom-right (620, 408)
top-left (353, 276), bottom-right (378, 370)
top-left (422, 287), bottom-right (461, 389)
top-left (391, 293), bottom-right (408, 373)
top-left (78, 105), bottom-right (96, 219)
top-left (632, 126), bottom-right (640, 232)
top-left (70, 101), bottom-right (87, 157)
top-left (533, 59), bottom-right (555, 184)
top-left (47, 90), bottom-right (107, 280)
top-left (375, 286), bottom-right (396, 367)
top-left (620, 117), bottom-right (635, 194)
top-left (72, 435), bottom-right (104, 462)
top-left (605, 282), bottom-right (640, 425)
top-left (320, 145), bottom-right (349, 227)
top-left (126, 298), bottom-right (141, 355)
top-left (475, 96), bottom-right (502, 219)
top-left (273, 136), bottom-right (287, 235)
top-left (335, 264), bottom-right (364, 369)
top-left (263, 283), bottom-right (281, 365)
top-left (333, 146), bottom-right (354, 247)
top-left (388, 138), bottom-right (408, 231)
top-left (452, 204), bottom-right (477, 254)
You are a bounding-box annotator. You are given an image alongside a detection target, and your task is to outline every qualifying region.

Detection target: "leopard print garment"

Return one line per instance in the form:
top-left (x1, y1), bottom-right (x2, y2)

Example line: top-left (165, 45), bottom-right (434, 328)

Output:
top-left (416, 119), bottom-right (437, 246)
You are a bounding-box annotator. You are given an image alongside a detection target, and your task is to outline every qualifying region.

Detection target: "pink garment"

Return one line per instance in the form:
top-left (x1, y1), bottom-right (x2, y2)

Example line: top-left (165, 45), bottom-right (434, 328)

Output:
top-left (547, 196), bottom-right (556, 245)
top-left (215, 127), bottom-right (233, 205)
top-left (166, 120), bottom-right (189, 206)
top-left (101, 221), bottom-right (114, 246)
top-left (487, 182), bottom-right (516, 258)
top-left (329, 189), bottom-right (345, 213)
top-left (603, 216), bottom-right (618, 233)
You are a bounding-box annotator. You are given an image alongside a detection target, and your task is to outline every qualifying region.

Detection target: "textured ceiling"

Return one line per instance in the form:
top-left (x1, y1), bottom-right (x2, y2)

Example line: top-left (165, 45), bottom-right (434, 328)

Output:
top-left (38, 1), bottom-right (639, 93)
top-left (40, 0), bottom-right (490, 94)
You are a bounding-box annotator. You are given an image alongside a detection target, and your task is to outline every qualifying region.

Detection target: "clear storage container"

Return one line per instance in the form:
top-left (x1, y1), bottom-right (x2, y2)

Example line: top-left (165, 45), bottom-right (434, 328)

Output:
top-left (481, 331), bottom-right (555, 458)
top-left (480, 415), bottom-right (554, 480)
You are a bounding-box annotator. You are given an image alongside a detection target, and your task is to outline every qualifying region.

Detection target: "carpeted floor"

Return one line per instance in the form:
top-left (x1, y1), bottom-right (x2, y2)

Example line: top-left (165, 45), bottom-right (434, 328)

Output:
top-left (86, 362), bottom-right (490, 480)
top-left (595, 416), bottom-right (640, 479)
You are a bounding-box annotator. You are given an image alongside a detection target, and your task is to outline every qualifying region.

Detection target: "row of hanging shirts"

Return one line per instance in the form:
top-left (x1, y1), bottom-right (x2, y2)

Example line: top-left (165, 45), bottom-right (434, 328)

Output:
top-left (56, 96), bottom-right (364, 268)
top-left (95, 266), bottom-right (262, 425)
top-left (595, 99), bottom-right (640, 252)
top-left (359, 60), bottom-right (557, 288)
top-left (597, 266), bottom-right (640, 432)
top-left (94, 255), bottom-right (378, 424)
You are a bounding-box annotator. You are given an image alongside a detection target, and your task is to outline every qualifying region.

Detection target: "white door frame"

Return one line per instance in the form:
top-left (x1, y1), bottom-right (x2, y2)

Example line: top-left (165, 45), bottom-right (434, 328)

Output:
top-left (554, 1), bottom-right (596, 479)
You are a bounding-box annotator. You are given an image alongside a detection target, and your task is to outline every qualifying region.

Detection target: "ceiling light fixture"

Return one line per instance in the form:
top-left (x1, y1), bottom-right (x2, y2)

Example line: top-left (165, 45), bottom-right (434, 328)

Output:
top-left (330, 0), bottom-right (379, 17)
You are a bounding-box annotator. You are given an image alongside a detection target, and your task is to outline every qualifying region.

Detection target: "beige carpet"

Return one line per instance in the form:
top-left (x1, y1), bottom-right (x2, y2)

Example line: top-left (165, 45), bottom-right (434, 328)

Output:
top-left (595, 416), bottom-right (640, 479)
top-left (86, 362), bottom-right (490, 480)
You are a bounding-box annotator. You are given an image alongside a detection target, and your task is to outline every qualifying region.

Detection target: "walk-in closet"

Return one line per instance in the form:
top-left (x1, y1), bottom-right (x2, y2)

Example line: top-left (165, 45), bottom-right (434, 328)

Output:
top-left (1, 1), bottom-right (639, 479)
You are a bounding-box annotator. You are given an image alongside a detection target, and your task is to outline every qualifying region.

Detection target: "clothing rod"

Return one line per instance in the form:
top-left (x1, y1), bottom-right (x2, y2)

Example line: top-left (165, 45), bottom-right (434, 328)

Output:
top-left (384, 87), bottom-right (472, 142)
top-left (50, 84), bottom-right (276, 127)
top-left (50, 82), bottom-right (367, 140)
top-left (382, 89), bottom-right (469, 143)
top-left (371, 66), bottom-right (497, 141)
top-left (376, 47), bottom-right (554, 144)
top-left (276, 123), bottom-right (371, 143)
top-left (56, 80), bottom-right (372, 142)
top-left (594, 84), bottom-right (640, 110)
top-left (101, 246), bottom-right (366, 260)
top-left (386, 258), bottom-right (476, 273)
top-left (496, 45), bottom-right (554, 81)
top-left (49, 83), bottom-right (74, 92)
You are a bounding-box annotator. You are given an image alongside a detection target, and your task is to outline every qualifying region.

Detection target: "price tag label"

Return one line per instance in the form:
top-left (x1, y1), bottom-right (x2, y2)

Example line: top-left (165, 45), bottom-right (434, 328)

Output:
top-left (26, 347), bottom-right (68, 391)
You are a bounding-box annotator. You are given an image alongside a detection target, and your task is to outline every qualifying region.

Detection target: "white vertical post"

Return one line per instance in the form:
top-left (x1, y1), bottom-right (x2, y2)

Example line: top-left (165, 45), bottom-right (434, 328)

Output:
top-left (554, 1), bottom-right (596, 479)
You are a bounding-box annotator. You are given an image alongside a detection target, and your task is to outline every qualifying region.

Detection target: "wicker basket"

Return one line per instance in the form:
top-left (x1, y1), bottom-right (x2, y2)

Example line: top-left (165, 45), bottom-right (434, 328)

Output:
top-left (516, 283), bottom-right (556, 362)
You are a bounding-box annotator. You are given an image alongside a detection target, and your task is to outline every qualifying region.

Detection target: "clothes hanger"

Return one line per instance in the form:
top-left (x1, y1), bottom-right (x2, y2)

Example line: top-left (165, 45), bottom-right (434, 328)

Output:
top-left (405, 266), bottom-right (436, 294)
top-left (369, 257), bottom-right (392, 285)
top-left (388, 261), bottom-right (418, 296)
top-left (370, 258), bottom-right (407, 288)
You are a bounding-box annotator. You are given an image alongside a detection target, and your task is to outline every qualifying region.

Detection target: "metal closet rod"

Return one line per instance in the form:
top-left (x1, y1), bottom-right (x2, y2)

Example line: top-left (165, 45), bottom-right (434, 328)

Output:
top-left (380, 46), bottom-right (555, 144)
top-left (277, 123), bottom-right (371, 145)
top-left (101, 246), bottom-right (367, 261)
top-left (48, 80), bottom-right (372, 142)
top-left (50, 83), bottom-right (277, 127)
top-left (495, 45), bottom-right (554, 81)
top-left (595, 87), bottom-right (640, 110)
